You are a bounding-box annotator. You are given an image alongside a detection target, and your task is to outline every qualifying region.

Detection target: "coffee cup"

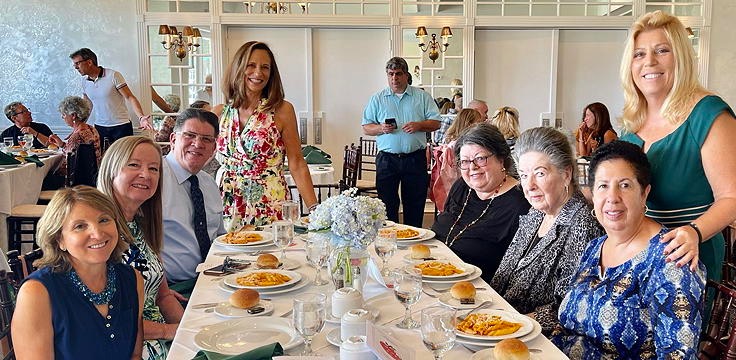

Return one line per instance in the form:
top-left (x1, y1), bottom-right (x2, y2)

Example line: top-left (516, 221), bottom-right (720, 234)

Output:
top-left (341, 308), bottom-right (371, 341)
top-left (340, 335), bottom-right (377, 360)
top-left (331, 287), bottom-right (363, 319)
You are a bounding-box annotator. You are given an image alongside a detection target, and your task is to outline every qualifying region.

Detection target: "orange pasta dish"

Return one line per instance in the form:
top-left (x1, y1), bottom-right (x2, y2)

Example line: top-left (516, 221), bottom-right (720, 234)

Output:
top-left (414, 261), bottom-right (464, 276)
top-left (456, 314), bottom-right (522, 336)
top-left (236, 272), bottom-right (291, 287)
top-left (223, 231), bottom-right (264, 244)
top-left (396, 228), bottom-right (420, 239)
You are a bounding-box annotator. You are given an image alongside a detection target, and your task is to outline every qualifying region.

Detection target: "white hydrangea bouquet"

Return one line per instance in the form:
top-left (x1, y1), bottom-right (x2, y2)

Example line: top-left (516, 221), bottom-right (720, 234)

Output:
top-left (307, 188), bottom-right (387, 248)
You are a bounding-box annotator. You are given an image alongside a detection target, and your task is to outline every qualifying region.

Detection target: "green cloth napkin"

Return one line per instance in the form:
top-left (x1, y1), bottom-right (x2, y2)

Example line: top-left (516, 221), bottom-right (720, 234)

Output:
top-left (192, 342), bottom-right (283, 360)
top-left (294, 225), bottom-right (308, 234)
top-left (24, 155), bottom-right (44, 167)
top-left (301, 145), bottom-right (332, 165)
top-left (0, 152), bottom-right (21, 165)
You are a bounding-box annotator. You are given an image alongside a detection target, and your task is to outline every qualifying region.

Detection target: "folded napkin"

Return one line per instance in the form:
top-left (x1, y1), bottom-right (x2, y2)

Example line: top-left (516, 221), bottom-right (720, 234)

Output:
top-left (192, 342), bottom-right (283, 360)
top-left (294, 225), bottom-right (308, 235)
top-left (24, 155), bottom-right (44, 167)
top-left (301, 145), bottom-right (332, 165)
top-left (0, 152), bottom-right (20, 165)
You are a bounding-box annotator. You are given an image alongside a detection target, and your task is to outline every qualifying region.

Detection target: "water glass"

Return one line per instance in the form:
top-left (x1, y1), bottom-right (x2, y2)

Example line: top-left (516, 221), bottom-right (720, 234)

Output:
top-left (293, 292), bottom-right (326, 356)
top-left (374, 229), bottom-right (397, 277)
top-left (282, 200), bottom-right (300, 223)
top-left (392, 266), bottom-right (423, 329)
top-left (273, 220), bottom-right (294, 261)
top-left (421, 306), bottom-right (457, 359)
top-left (22, 134), bottom-right (33, 150)
top-left (305, 235), bottom-right (329, 285)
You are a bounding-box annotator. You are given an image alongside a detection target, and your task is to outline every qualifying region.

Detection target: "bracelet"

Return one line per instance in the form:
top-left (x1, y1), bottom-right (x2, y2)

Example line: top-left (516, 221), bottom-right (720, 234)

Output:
top-left (308, 203), bottom-right (319, 212)
top-left (688, 222), bottom-right (703, 243)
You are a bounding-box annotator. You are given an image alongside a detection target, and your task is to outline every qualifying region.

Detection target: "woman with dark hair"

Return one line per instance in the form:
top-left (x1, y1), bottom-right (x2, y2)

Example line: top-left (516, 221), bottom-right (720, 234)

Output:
top-left (575, 102), bottom-right (617, 157)
top-left (431, 123), bottom-right (530, 280)
top-left (552, 141), bottom-right (705, 358)
top-left (214, 41), bottom-right (317, 229)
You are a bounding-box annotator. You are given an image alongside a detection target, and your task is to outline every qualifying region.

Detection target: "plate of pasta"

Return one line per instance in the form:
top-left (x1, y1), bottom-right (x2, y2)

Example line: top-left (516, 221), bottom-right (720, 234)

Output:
top-left (214, 231), bottom-right (273, 246)
top-left (223, 270), bottom-right (302, 290)
top-left (455, 310), bottom-right (534, 341)
top-left (389, 226), bottom-right (426, 240)
top-left (414, 260), bottom-right (471, 279)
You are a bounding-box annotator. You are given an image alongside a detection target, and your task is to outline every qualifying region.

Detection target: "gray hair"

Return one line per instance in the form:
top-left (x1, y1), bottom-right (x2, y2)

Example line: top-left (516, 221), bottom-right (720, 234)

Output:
top-left (58, 96), bottom-right (92, 122)
top-left (385, 57), bottom-right (409, 73)
top-left (4, 101), bottom-right (23, 121)
top-left (453, 123), bottom-right (516, 177)
top-left (467, 99), bottom-right (487, 108)
top-left (515, 127), bottom-right (577, 191)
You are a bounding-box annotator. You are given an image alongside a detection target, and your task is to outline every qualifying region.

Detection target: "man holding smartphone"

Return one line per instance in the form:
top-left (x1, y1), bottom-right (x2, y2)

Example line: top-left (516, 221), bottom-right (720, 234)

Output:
top-left (361, 57), bottom-right (441, 227)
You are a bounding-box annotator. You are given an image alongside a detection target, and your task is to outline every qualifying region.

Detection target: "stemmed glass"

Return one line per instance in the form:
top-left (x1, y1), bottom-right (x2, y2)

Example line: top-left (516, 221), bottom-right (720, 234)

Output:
top-left (305, 235), bottom-right (329, 285)
top-left (421, 306), bottom-right (457, 359)
top-left (22, 134), bottom-right (33, 151)
top-left (273, 220), bottom-right (294, 262)
top-left (293, 292), bottom-right (326, 355)
top-left (392, 266), bottom-right (423, 329)
top-left (282, 200), bottom-right (300, 223)
top-left (374, 229), bottom-right (397, 277)
top-left (2, 138), bottom-right (12, 153)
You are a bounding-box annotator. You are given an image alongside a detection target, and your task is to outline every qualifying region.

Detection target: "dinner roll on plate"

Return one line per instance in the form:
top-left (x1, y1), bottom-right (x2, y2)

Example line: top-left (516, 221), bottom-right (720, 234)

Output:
top-left (410, 244), bottom-right (431, 259)
top-left (256, 253), bottom-right (279, 269)
top-left (229, 288), bottom-right (260, 309)
top-left (450, 281), bottom-right (476, 300)
top-left (493, 339), bottom-right (530, 360)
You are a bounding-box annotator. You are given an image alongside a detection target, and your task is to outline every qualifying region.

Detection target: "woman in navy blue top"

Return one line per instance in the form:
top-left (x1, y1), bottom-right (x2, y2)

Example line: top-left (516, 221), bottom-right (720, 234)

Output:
top-left (12, 186), bottom-right (144, 359)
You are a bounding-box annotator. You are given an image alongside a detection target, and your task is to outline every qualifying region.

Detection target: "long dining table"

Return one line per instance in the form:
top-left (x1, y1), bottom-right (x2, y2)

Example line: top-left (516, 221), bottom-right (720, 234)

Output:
top-left (169, 230), bottom-right (569, 359)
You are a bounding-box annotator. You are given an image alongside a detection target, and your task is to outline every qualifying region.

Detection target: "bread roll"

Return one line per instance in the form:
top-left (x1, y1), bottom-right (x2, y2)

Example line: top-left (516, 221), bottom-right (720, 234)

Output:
top-left (17, 150), bottom-right (28, 157)
top-left (450, 281), bottom-right (476, 300)
top-left (410, 244), bottom-right (431, 259)
top-left (47, 144), bottom-right (59, 150)
top-left (256, 253), bottom-right (280, 269)
top-left (229, 288), bottom-right (260, 309)
top-left (493, 339), bottom-right (530, 360)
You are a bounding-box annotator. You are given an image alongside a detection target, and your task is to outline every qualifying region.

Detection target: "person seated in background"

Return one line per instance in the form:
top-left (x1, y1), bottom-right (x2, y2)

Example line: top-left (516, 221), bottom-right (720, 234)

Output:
top-left (194, 74), bottom-right (213, 103)
top-left (43, 96), bottom-right (102, 190)
top-left (451, 93), bottom-right (463, 114)
top-left (490, 106), bottom-right (521, 155)
top-left (2, 101), bottom-right (55, 148)
top-left (552, 141), bottom-right (706, 359)
top-left (491, 127), bottom-right (603, 335)
top-left (575, 102), bottom-right (617, 157)
top-left (190, 100), bottom-right (212, 112)
top-left (153, 94), bottom-right (181, 142)
top-left (467, 99), bottom-right (489, 121)
top-left (12, 186), bottom-right (144, 359)
top-left (431, 123), bottom-right (531, 280)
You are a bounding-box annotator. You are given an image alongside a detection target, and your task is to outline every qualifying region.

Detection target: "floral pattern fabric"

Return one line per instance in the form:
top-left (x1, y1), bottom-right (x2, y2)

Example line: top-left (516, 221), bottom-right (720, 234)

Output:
top-left (59, 122), bottom-right (101, 175)
top-left (216, 101), bottom-right (287, 230)
top-left (551, 228), bottom-right (706, 359)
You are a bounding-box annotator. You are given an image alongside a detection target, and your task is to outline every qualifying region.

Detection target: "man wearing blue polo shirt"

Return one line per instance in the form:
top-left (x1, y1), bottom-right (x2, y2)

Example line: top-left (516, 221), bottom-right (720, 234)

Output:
top-left (362, 57), bottom-right (440, 227)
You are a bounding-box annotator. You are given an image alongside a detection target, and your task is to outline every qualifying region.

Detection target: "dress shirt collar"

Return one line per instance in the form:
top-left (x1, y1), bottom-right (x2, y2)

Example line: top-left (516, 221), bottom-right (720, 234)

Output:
top-left (164, 154), bottom-right (196, 185)
top-left (86, 66), bottom-right (105, 82)
top-left (380, 85), bottom-right (416, 98)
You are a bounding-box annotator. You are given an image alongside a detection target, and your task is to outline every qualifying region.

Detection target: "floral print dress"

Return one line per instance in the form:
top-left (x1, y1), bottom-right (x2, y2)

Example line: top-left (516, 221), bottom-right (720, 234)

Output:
top-left (216, 100), bottom-right (288, 230)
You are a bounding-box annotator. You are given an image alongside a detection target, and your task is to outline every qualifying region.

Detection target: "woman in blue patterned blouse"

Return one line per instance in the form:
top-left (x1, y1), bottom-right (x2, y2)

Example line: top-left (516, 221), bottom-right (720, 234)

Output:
top-left (551, 141), bottom-right (706, 359)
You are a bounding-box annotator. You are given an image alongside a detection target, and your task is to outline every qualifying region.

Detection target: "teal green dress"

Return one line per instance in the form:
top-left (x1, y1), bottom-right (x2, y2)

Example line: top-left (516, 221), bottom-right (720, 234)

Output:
top-left (621, 95), bottom-right (735, 282)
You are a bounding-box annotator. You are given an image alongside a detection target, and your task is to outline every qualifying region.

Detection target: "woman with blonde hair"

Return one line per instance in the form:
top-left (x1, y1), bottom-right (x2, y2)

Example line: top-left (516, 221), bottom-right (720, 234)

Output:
top-left (444, 108), bottom-right (483, 144)
top-left (619, 10), bottom-right (736, 283)
top-left (490, 106), bottom-right (520, 152)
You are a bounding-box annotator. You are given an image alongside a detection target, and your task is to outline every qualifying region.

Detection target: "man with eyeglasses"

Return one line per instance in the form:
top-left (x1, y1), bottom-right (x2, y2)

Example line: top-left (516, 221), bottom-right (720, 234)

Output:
top-left (2, 102), bottom-right (56, 148)
top-left (160, 108), bottom-right (225, 294)
top-left (362, 57), bottom-right (441, 227)
top-left (69, 48), bottom-right (150, 148)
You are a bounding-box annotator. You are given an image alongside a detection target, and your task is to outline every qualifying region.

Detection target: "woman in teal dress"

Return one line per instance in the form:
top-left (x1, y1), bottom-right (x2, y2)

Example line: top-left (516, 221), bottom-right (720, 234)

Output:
top-left (618, 11), bottom-right (736, 282)
top-left (214, 41), bottom-right (317, 230)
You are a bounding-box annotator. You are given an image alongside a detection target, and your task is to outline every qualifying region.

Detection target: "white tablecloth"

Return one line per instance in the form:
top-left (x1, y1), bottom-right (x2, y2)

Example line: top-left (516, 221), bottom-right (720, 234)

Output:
top-left (0, 154), bottom-right (63, 250)
top-left (168, 233), bottom-right (569, 359)
top-left (285, 164), bottom-right (336, 203)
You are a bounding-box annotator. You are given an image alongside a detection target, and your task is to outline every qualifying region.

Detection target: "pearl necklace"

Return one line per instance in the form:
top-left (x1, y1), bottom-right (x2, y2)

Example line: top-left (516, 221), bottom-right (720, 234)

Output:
top-left (67, 264), bottom-right (117, 306)
top-left (445, 175), bottom-right (507, 248)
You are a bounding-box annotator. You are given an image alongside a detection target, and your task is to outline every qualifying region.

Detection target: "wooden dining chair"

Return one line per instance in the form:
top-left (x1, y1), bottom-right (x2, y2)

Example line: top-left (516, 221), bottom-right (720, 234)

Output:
top-left (5, 249), bottom-right (42, 291)
top-left (357, 137), bottom-right (378, 195)
top-left (287, 183), bottom-right (342, 216)
top-left (0, 270), bottom-right (15, 360)
top-left (341, 144), bottom-right (360, 190)
top-left (6, 204), bottom-right (45, 252)
top-left (699, 280), bottom-right (736, 359)
top-left (66, 142), bottom-right (98, 188)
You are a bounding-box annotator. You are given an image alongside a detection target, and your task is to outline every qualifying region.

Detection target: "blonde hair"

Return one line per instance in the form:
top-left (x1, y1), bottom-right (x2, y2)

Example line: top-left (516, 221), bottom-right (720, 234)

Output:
top-left (490, 106), bottom-right (520, 140)
top-left (34, 186), bottom-right (132, 272)
top-left (445, 108), bottom-right (483, 143)
top-left (620, 10), bottom-right (709, 133)
top-left (97, 136), bottom-right (164, 253)
top-left (222, 41), bottom-right (284, 112)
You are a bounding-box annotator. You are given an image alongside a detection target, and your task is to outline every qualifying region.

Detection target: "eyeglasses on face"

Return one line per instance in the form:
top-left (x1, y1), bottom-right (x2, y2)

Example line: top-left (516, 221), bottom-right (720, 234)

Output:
top-left (73, 59), bottom-right (89, 68)
top-left (177, 131), bottom-right (216, 144)
top-left (12, 108), bottom-right (30, 117)
top-left (458, 155), bottom-right (492, 170)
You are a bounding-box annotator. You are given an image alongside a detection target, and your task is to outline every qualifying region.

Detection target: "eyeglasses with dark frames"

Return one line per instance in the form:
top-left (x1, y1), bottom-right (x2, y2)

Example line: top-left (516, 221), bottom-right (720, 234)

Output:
top-left (458, 155), bottom-right (491, 170)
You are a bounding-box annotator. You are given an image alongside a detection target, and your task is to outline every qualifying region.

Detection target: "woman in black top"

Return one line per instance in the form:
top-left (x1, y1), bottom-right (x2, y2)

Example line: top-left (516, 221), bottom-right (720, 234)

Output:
top-left (575, 102), bottom-right (618, 157)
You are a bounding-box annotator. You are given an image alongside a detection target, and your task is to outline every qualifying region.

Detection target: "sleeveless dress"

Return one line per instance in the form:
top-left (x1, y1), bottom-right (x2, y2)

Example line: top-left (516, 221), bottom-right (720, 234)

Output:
top-left (621, 95), bottom-right (736, 282)
top-left (123, 219), bottom-right (168, 360)
top-left (216, 101), bottom-right (288, 230)
top-left (24, 263), bottom-right (139, 360)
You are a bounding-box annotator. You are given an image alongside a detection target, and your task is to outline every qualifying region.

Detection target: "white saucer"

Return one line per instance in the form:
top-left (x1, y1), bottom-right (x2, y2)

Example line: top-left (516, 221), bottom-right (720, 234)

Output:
top-left (326, 328), bottom-right (341, 347)
top-left (470, 348), bottom-right (541, 360)
top-left (214, 300), bottom-right (275, 318)
top-left (325, 307), bottom-right (380, 324)
top-left (438, 292), bottom-right (493, 309)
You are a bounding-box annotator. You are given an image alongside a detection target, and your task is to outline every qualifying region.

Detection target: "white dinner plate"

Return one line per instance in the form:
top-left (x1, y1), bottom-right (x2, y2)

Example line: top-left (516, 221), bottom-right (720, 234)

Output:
top-left (396, 229), bottom-right (437, 244)
top-left (218, 276), bottom-right (311, 297)
top-left (455, 310), bottom-right (534, 341)
top-left (223, 269), bottom-right (302, 290)
top-left (457, 317), bottom-right (542, 350)
top-left (470, 348), bottom-right (541, 360)
top-left (415, 260), bottom-right (473, 279)
top-left (29, 149), bottom-right (59, 158)
top-left (214, 231), bottom-right (274, 247)
top-left (214, 300), bottom-right (275, 318)
top-left (438, 292), bottom-right (493, 309)
top-left (402, 253), bottom-right (447, 264)
top-left (0, 164), bottom-right (20, 169)
top-left (422, 265), bottom-right (482, 285)
top-left (382, 220), bottom-right (396, 228)
top-left (362, 294), bottom-right (395, 323)
top-left (194, 317), bottom-right (301, 354)
top-left (326, 328), bottom-right (341, 347)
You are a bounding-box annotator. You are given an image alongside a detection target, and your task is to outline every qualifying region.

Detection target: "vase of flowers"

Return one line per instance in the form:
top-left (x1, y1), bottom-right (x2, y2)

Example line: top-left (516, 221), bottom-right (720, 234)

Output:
top-left (308, 188), bottom-right (386, 290)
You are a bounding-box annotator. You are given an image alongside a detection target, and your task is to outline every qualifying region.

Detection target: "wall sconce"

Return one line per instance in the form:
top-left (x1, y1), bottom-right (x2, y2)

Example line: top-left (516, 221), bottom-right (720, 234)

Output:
top-left (416, 26), bottom-right (452, 63)
top-left (158, 25), bottom-right (201, 61)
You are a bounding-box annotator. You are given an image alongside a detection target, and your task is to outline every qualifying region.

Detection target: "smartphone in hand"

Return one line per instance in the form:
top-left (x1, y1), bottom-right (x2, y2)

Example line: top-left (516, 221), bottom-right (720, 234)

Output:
top-left (385, 118), bottom-right (397, 127)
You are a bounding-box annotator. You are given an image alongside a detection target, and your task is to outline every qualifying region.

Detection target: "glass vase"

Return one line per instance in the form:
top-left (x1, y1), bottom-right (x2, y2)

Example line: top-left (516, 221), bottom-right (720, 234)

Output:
top-left (326, 237), bottom-right (370, 292)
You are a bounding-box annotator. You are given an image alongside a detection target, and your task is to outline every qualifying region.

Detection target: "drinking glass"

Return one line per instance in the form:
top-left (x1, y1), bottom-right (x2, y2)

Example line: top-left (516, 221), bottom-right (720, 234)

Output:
top-left (2, 138), bottom-right (12, 152)
top-left (421, 306), bottom-right (457, 359)
top-left (273, 220), bottom-right (294, 262)
top-left (22, 134), bottom-right (33, 151)
top-left (392, 266), bottom-right (423, 329)
top-left (374, 228), bottom-right (397, 277)
top-left (293, 292), bottom-right (326, 355)
top-left (305, 235), bottom-right (329, 285)
top-left (282, 200), bottom-right (300, 223)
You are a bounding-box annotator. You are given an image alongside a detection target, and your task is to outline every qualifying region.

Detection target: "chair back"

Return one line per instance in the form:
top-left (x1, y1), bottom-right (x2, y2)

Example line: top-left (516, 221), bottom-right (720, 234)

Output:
top-left (341, 144), bottom-right (360, 189)
top-left (287, 183), bottom-right (341, 216)
top-left (699, 280), bottom-right (736, 359)
top-left (358, 137), bottom-right (377, 180)
top-left (0, 270), bottom-right (14, 360)
top-left (66, 142), bottom-right (98, 187)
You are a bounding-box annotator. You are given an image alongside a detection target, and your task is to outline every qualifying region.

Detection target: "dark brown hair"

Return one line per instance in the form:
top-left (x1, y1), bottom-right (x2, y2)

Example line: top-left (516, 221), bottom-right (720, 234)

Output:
top-left (222, 41), bottom-right (284, 112)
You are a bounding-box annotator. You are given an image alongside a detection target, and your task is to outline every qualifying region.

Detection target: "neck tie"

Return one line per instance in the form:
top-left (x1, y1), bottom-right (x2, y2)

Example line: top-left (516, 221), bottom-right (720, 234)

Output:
top-left (188, 175), bottom-right (210, 260)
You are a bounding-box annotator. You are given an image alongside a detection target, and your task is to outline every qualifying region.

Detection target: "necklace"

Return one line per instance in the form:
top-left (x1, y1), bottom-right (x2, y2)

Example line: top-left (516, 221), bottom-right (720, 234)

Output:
top-left (445, 175), bottom-right (507, 248)
top-left (67, 264), bottom-right (117, 305)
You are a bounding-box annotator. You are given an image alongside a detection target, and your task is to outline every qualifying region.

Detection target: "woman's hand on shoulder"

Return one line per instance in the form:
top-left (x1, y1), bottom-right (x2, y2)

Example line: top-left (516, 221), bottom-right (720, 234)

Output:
top-left (660, 226), bottom-right (700, 271)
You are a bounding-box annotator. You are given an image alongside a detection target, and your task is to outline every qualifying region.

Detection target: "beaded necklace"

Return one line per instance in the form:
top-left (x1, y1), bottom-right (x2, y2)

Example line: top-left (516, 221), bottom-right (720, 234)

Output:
top-left (67, 263), bottom-right (117, 305)
top-left (445, 175), bottom-right (507, 248)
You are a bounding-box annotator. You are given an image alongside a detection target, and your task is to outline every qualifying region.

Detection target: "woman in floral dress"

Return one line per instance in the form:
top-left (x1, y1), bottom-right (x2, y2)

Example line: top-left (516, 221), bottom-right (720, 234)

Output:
top-left (215, 41), bottom-right (317, 230)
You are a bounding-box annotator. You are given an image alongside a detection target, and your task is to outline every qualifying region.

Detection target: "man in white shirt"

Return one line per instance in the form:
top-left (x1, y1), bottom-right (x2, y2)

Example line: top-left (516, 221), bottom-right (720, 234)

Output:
top-left (194, 74), bottom-right (212, 104)
top-left (161, 108), bottom-right (225, 291)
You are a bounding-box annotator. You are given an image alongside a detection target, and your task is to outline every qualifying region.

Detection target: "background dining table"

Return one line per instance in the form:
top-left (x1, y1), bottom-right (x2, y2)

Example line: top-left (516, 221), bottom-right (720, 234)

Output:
top-left (169, 229), bottom-right (569, 359)
top-left (0, 154), bottom-right (62, 251)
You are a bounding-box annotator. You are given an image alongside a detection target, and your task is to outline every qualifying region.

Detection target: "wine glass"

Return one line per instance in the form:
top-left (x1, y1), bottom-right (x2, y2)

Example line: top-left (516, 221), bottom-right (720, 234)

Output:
top-left (293, 292), bottom-right (326, 355)
top-left (282, 200), bottom-right (300, 223)
top-left (305, 235), bottom-right (329, 285)
top-left (22, 134), bottom-right (33, 151)
top-left (421, 306), bottom-right (457, 359)
top-left (273, 220), bottom-right (294, 262)
top-left (392, 266), bottom-right (423, 329)
top-left (3, 138), bottom-right (12, 153)
top-left (374, 228), bottom-right (397, 277)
